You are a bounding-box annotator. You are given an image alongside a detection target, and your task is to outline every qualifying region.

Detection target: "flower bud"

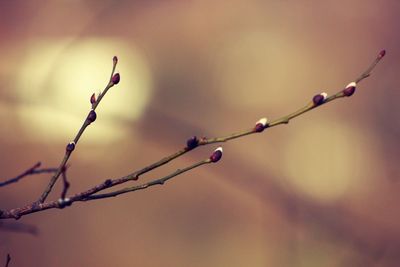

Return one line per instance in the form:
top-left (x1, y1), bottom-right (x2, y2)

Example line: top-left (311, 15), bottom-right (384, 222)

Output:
top-left (57, 197), bottom-right (72, 209)
top-left (254, 117), bottom-right (268, 132)
top-left (87, 109), bottom-right (97, 123)
top-left (343, 82), bottom-right (356, 97)
top-left (111, 73), bottom-right (120, 85)
top-left (312, 92), bottom-right (327, 106)
top-left (378, 49), bottom-right (386, 60)
top-left (210, 147), bottom-right (223, 163)
top-left (186, 136), bottom-right (199, 150)
top-left (66, 142), bottom-right (75, 152)
top-left (90, 93), bottom-right (96, 105)
top-left (113, 56), bottom-right (118, 64)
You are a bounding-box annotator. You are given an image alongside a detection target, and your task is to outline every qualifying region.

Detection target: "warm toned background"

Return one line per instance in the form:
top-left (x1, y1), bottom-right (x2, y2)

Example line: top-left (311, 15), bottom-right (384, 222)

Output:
top-left (0, 1), bottom-right (399, 266)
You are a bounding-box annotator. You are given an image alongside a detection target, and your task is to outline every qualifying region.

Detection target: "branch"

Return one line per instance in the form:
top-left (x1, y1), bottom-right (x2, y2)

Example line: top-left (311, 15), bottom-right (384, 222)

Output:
top-left (0, 162), bottom-right (57, 188)
top-left (0, 50), bottom-right (385, 220)
top-left (37, 57), bottom-right (120, 204)
top-left (4, 254), bottom-right (10, 267)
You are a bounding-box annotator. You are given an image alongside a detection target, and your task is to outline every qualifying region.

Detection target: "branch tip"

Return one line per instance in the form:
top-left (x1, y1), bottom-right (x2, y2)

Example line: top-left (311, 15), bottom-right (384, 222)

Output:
top-left (378, 49), bottom-right (386, 60)
top-left (210, 147), bottom-right (223, 163)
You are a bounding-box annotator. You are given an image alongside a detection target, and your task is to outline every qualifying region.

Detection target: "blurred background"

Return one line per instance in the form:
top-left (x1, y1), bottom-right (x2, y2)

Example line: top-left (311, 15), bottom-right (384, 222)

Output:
top-left (0, 0), bottom-right (399, 266)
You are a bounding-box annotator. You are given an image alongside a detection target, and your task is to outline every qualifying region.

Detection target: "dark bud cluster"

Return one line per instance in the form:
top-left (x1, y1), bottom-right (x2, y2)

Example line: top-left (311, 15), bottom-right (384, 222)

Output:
top-left (186, 136), bottom-right (199, 150)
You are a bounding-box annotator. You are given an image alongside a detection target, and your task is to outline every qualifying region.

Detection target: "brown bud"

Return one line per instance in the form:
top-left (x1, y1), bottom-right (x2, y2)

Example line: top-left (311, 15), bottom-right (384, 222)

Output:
top-left (378, 49), bottom-right (386, 60)
top-left (312, 92), bottom-right (327, 106)
top-left (113, 56), bottom-right (118, 65)
top-left (343, 82), bottom-right (356, 97)
top-left (254, 118), bottom-right (268, 132)
top-left (66, 142), bottom-right (75, 152)
top-left (90, 93), bottom-right (96, 105)
top-left (112, 73), bottom-right (120, 85)
top-left (87, 109), bottom-right (97, 123)
top-left (186, 136), bottom-right (199, 150)
top-left (210, 147), bottom-right (223, 163)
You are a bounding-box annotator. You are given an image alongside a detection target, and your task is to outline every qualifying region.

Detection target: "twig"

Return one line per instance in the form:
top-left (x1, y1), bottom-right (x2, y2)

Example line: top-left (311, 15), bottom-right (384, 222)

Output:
top-left (4, 254), bottom-right (10, 267)
top-left (0, 50), bottom-right (385, 220)
top-left (37, 57), bottom-right (120, 204)
top-left (0, 162), bottom-right (58, 188)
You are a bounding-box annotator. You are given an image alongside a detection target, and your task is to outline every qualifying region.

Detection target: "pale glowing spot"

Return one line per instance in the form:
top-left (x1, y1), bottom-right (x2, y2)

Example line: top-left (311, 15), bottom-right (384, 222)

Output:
top-left (15, 38), bottom-right (152, 143)
top-left (282, 119), bottom-right (381, 202)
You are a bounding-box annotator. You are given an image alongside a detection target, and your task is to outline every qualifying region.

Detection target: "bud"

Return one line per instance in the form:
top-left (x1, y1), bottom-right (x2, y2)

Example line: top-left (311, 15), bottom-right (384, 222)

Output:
top-left (210, 147), bottom-right (223, 163)
top-left (66, 142), bottom-right (75, 152)
top-left (186, 136), bottom-right (199, 150)
top-left (113, 56), bottom-right (118, 64)
top-left (343, 82), bottom-right (356, 97)
top-left (378, 49), bottom-right (386, 60)
top-left (57, 197), bottom-right (72, 209)
top-left (104, 179), bottom-right (113, 187)
top-left (111, 73), bottom-right (120, 85)
top-left (312, 92), bottom-right (327, 106)
top-left (90, 93), bottom-right (96, 105)
top-left (87, 109), bottom-right (97, 123)
top-left (254, 117), bottom-right (268, 132)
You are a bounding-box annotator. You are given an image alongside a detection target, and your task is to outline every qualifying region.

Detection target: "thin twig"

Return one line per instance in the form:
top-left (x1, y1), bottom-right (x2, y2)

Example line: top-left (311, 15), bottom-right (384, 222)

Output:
top-left (0, 221), bottom-right (38, 236)
top-left (0, 162), bottom-right (58, 188)
top-left (4, 254), bottom-right (10, 267)
top-left (37, 57), bottom-right (120, 203)
top-left (0, 50), bottom-right (385, 220)
top-left (85, 158), bottom-right (212, 200)
top-left (60, 166), bottom-right (70, 200)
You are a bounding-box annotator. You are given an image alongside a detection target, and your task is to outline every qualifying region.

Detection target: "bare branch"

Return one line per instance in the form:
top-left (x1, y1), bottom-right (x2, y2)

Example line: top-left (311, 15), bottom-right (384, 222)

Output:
top-left (37, 57), bottom-right (120, 203)
top-left (0, 162), bottom-right (57, 188)
top-left (0, 50), bottom-right (385, 220)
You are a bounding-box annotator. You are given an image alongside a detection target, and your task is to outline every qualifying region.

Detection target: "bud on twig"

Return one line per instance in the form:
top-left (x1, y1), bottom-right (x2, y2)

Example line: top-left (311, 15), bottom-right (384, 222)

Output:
top-left (343, 82), bottom-right (356, 97)
top-left (254, 117), bottom-right (268, 132)
top-left (312, 92), bottom-right (328, 106)
top-left (210, 147), bottom-right (223, 163)
top-left (87, 109), bottom-right (97, 123)
top-left (66, 142), bottom-right (75, 152)
top-left (90, 93), bottom-right (96, 105)
top-left (112, 73), bottom-right (120, 85)
top-left (186, 136), bottom-right (199, 150)
top-left (113, 56), bottom-right (118, 65)
top-left (378, 49), bottom-right (386, 60)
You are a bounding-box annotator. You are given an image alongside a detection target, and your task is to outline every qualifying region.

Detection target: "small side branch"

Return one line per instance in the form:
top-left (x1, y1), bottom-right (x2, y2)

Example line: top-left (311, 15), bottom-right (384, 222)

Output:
top-left (0, 162), bottom-right (57, 188)
top-left (4, 254), bottom-right (10, 267)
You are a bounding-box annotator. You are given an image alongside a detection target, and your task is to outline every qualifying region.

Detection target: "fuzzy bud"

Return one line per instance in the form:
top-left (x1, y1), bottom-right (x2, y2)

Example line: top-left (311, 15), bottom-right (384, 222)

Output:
top-left (90, 93), bottom-right (96, 105)
top-left (210, 147), bottom-right (223, 163)
top-left (66, 142), bottom-right (75, 152)
top-left (113, 56), bottom-right (118, 64)
top-left (254, 117), bottom-right (268, 132)
top-left (87, 109), bottom-right (97, 123)
top-left (378, 49), bottom-right (386, 60)
top-left (57, 197), bottom-right (72, 209)
top-left (111, 73), bottom-right (120, 85)
top-left (312, 92), bottom-right (328, 106)
top-left (186, 136), bottom-right (199, 150)
top-left (343, 82), bottom-right (356, 97)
